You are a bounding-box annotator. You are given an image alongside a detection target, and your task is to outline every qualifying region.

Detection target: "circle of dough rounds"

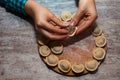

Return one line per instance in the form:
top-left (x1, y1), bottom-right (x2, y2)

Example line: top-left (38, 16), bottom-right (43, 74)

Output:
top-left (58, 60), bottom-right (71, 73)
top-left (72, 64), bottom-right (85, 73)
top-left (50, 41), bottom-right (63, 54)
top-left (93, 48), bottom-right (106, 60)
top-left (85, 60), bottom-right (99, 71)
top-left (39, 45), bottom-right (51, 57)
top-left (61, 11), bottom-right (72, 22)
top-left (46, 54), bottom-right (59, 67)
top-left (95, 36), bottom-right (106, 47)
top-left (92, 25), bottom-right (102, 36)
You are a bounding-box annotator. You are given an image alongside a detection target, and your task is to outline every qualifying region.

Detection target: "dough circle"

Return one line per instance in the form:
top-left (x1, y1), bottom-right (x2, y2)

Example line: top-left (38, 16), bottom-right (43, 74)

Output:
top-left (39, 45), bottom-right (51, 57)
top-left (58, 60), bottom-right (71, 73)
top-left (85, 60), bottom-right (99, 71)
top-left (72, 64), bottom-right (85, 73)
top-left (92, 25), bottom-right (102, 36)
top-left (93, 48), bottom-right (106, 60)
top-left (95, 36), bottom-right (106, 47)
top-left (50, 41), bottom-right (63, 54)
top-left (46, 54), bottom-right (59, 67)
top-left (37, 11), bottom-right (107, 76)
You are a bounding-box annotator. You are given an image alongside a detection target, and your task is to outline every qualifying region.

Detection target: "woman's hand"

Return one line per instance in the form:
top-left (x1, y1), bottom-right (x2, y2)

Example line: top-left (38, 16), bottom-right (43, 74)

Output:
top-left (71, 0), bottom-right (98, 35)
top-left (25, 0), bottom-right (68, 40)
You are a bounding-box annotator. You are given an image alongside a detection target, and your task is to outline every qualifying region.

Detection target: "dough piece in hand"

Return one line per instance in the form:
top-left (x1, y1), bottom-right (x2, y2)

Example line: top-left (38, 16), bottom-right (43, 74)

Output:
top-left (58, 60), bottom-right (71, 73)
top-left (61, 11), bottom-right (72, 22)
top-left (67, 26), bottom-right (78, 37)
top-left (95, 36), bottom-right (106, 47)
top-left (92, 25), bottom-right (102, 36)
top-left (93, 48), bottom-right (106, 60)
top-left (46, 54), bottom-right (59, 67)
top-left (72, 64), bottom-right (85, 74)
top-left (39, 45), bottom-right (51, 57)
top-left (85, 60), bottom-right (99, 71)
top-left (37, 35), bottom-right (49, 45)
top-left (50, 41), bottom-right (63, 54)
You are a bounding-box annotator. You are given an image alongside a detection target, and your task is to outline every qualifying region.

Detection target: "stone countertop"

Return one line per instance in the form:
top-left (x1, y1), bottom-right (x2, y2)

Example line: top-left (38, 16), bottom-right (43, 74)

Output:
top-left (0, 0), bottom-right (120, 80)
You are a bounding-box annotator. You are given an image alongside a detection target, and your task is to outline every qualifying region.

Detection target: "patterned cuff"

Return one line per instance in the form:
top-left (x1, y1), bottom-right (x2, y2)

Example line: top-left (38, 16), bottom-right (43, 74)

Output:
top-left (2, 0), bottom-right (27, 14)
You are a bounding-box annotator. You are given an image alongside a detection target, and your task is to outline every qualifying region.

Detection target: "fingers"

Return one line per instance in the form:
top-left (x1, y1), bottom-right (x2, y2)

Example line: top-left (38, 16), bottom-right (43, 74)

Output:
top-left (37, 28), bottom-right (68, 40)
top-left (70, 8), bottom-right (85, 26)
top-left (35, 21), bottom-right (69, 40)
top-left (76, 14), bottom-right (97, 35)
top-left (43, 21), bottom-right (68, 34)
top-left (50, 15), bottom-right (69, 27)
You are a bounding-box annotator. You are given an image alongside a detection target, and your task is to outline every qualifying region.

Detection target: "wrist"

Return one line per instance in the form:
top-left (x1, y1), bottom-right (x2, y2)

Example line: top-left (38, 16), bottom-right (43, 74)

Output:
top-left (24, 0), bottom-right (40, 18)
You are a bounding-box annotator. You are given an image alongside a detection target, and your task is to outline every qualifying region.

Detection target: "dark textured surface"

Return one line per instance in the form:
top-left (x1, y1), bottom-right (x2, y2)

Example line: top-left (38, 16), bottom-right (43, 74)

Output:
top-left (0, 0), bottom-right (120, 80)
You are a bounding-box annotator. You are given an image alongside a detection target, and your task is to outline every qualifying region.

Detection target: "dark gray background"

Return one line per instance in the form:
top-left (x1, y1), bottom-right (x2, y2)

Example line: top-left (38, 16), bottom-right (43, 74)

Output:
top-left (0, 0), bottom-right (120, 80)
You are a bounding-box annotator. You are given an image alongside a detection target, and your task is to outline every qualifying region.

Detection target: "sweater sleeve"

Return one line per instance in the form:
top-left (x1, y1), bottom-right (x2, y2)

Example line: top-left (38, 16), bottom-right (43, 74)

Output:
top-left (0, 0), bottom-right (27, 14)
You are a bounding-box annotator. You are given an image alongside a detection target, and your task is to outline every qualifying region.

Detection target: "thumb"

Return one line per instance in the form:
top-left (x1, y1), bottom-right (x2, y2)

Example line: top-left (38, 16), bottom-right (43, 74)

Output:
top-left (70, 9), bottom-right (85, 26)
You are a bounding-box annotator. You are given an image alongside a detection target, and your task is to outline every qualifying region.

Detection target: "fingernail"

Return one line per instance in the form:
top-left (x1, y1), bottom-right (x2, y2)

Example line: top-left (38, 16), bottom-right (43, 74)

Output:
top-left (70, 21), bottom-right (76, 26)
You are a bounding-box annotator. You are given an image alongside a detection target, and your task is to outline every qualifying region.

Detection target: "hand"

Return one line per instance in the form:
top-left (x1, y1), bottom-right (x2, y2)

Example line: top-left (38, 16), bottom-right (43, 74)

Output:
top-left (25, 0), bottom-right (68, 40)
top-left (71, 0), bottom-right (98, 35)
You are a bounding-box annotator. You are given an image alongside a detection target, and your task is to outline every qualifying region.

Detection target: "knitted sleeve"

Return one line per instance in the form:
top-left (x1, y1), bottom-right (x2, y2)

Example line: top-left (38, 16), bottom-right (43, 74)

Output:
top-left (0, 0), bottom-right (27, 14)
